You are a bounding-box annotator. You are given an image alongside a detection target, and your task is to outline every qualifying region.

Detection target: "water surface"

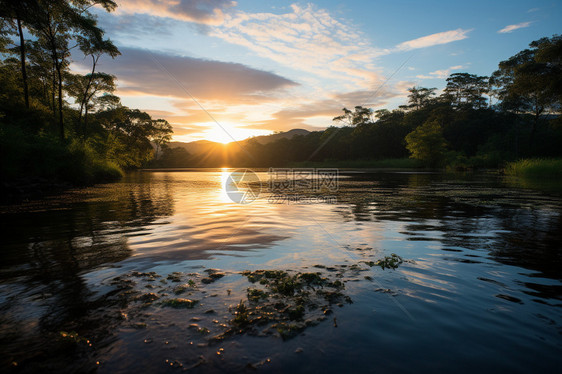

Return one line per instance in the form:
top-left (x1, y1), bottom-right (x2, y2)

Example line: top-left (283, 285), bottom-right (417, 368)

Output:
top-left (1, 170), bottom-right (561, 373)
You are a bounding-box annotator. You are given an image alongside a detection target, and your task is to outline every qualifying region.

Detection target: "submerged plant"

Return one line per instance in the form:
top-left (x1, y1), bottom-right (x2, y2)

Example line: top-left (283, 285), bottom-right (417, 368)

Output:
top-left (201, 269), bottom-right (226, 284)
top-left (232, 300), bottom-right (250, 327)
top-left (161, 298), bottom-right (199, 309)
top-left (364, 254), bottom-right (404, 270)
top-left (247, 288), bottom-right (269, 302)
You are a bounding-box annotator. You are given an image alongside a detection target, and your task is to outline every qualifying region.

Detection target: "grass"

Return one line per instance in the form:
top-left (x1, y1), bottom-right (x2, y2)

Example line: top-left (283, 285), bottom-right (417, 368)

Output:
top-left (290, 158), bottom-right (423, 169)
top-left (504, 158), bottom-right (562, 179)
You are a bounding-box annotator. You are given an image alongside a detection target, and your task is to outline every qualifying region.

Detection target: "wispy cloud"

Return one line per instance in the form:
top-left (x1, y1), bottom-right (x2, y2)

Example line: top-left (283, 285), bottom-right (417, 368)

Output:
top-left (498, 22), bottom-right (531, 34)
top-left (212, 4), bottom-right (388, 90)
top-left (396, 29), bottom-right (472, 51)
top-left (115, 0), bottom-right (236, 25)
top-left (416, 65), bottom-right (464, 79)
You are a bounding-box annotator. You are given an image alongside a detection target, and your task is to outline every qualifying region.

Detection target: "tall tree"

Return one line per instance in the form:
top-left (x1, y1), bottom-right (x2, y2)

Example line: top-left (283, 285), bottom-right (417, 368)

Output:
top-left (67, 71), bottom-right (117, 136)
top-left (333, 106), bottom-right (373, 127)
top-left (442, 73), bottom-right (489, 109)
top-left (492, 35), bottom-right (562, 143)
top-left (151, 119), bottom-right (173, 159)
top-left (400, 86), bottom-right (436, 111)
top-left (0, 0), bottom-right (40, 108)
top-left (27, 0), bottom-right (117, 140)
top-left (75, 34), bottom-right (119, 130)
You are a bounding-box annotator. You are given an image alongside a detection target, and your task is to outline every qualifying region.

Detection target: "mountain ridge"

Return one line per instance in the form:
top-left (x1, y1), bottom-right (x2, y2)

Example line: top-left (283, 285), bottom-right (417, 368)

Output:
top-left (168, 128), bottom-right (311, 155)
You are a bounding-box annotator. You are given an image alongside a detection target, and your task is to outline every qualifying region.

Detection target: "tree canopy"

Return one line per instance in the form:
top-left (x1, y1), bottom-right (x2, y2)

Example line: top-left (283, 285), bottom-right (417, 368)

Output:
top-left (0, 0), bottom-right (175, 184)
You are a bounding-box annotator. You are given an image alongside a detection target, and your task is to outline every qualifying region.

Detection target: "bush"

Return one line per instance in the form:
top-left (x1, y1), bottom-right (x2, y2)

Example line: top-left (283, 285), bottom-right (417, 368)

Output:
top-left (0, 123), bottom-right (123, 185)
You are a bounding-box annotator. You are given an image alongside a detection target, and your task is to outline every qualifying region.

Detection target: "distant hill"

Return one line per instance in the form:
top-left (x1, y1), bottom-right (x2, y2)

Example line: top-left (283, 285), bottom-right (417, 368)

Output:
top-left (168, 129), bottom-right (310, 155)
top-left (242, 128), bottom-right (310, 145)
top-left (167, 140), bottom-right (223, 155)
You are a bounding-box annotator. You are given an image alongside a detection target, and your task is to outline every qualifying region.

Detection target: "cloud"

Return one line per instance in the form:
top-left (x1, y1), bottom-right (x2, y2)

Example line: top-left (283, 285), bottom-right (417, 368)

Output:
top-left (416, 65), bottom-right (464, 79)
top-left (396, 28), bottom-right (472, 51)
top-left (91, 3), bottom-right (478, 141)
top-left (255, 87), bottom-right (402, 132)
top-left (95, 12), bottom-right (173, 39)
top-left (79, 47), bottom-right (298, 104)
top-left (498, 22), bottom-right (531, 34)
top-left (115, 0), bottom-right (236, 25)
top-left (211, 4), bottom-right (387, 89)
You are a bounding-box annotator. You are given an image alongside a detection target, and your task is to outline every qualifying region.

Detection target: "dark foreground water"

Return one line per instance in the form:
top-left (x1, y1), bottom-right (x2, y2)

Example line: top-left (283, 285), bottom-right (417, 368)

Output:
top-left (1, 170), bottom-right (561, 373)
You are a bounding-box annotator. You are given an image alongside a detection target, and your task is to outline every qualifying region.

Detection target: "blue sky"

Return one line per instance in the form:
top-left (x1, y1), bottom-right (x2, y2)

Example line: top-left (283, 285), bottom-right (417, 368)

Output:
top-left (80, 0), bottom-right (562, 142)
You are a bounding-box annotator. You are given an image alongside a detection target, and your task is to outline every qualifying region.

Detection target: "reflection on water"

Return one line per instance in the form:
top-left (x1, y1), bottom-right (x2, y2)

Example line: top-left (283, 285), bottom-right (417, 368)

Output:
top-left (0, 170), bottom-right (561, 373)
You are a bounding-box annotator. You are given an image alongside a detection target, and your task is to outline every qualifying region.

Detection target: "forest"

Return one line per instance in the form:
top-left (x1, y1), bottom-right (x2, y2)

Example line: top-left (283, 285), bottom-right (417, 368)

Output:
top-left (0, 0), bottom-right (172, 189)
top-left (1, 1), bottom-right (561, 188)
top-left (158, 35), bottom-right (562, 170)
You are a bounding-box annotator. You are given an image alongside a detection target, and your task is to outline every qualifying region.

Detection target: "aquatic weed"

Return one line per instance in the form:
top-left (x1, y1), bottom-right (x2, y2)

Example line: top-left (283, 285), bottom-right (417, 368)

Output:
top-left (161, 298), bottom-right (199, 309)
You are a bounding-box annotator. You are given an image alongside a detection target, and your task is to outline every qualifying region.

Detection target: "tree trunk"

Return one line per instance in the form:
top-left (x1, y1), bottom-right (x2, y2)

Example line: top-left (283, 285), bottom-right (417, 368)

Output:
top-left (84, 106), bottom-right (88, 136)
top-left (80, 55), bottom-right (98, 138)
top-left (56, 61), bottom-right (64, 140)
top-left (16, 17), bottom-right (29, 109)
top-left (46, 16), bottom-right (64, 140)
top-left (51, 68), bottom-right (56, 117)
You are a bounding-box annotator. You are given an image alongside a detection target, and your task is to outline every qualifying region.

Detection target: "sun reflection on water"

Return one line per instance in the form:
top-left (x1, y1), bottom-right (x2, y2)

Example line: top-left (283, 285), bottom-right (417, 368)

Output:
top-left (219, 168), bottom-right (232, 203)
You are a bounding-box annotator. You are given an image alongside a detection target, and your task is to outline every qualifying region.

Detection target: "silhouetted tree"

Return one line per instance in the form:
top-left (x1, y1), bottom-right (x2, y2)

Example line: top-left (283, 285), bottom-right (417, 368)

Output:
top-left (400, 86), bottom-right (437, 111)
top-left (442, 73), bottom-right (489, 109)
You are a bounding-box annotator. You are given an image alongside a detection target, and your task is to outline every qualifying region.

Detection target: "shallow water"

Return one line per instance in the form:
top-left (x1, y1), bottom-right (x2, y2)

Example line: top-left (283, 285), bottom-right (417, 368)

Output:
top-left (1, 170), bottom-right (561, 373)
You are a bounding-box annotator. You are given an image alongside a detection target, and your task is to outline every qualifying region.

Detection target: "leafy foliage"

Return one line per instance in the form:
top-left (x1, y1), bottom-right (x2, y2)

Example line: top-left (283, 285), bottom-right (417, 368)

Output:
top-left (0, 0), bottom-right (174, 188)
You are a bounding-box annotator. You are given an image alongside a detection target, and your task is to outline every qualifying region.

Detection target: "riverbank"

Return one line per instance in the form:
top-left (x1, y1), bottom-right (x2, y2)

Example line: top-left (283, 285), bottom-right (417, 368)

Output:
top-left (505, 158), bottom-right (562, 178)
top-left (290, 158), bottom-right (423, 168)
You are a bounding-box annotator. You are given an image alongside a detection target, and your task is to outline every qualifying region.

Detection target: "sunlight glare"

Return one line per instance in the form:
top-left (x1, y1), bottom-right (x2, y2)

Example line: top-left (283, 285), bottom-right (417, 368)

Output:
top-left (201, 124), bottom-right (271, 144)
top-left (219, 168), bottom-right (232, 203)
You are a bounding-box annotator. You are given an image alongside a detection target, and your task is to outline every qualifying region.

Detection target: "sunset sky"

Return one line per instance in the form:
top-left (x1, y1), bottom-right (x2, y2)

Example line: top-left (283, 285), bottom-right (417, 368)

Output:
top-left (75, 0), bottom-right (562, 143)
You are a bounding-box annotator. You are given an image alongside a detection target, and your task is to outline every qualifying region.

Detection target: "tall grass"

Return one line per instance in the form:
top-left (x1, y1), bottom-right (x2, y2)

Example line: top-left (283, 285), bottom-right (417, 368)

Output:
top-left (505, 158), bottom-right (562, 179)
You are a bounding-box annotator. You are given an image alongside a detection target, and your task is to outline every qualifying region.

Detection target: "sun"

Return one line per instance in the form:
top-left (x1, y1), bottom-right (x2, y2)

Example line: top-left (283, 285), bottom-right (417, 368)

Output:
top-left (202, 124), bottom-right (272, 144)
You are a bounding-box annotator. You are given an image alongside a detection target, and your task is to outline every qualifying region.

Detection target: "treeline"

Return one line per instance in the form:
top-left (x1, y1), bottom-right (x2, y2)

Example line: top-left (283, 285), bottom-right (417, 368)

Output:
top-left (0, 0), bottom-right (172, 186)
top-left (165, 35), bottom-right (561, 169)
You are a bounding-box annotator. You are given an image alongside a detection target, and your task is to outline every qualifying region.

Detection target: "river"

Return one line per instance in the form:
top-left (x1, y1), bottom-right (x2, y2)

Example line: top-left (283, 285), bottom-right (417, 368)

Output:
top-left (1, 169), bottom-right (561, 373)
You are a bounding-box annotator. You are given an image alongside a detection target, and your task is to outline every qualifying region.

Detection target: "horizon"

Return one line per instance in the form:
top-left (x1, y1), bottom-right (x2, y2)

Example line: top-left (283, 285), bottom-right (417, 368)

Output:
top-left (72, 0), bottom-right (562, 143)
top-left (170, 127), bottom-right (311, 145)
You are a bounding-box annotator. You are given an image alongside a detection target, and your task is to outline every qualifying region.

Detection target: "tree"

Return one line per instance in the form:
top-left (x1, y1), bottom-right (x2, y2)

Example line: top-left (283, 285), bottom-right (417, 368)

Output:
top-left (157, 145), bottom-right (191, 167)
top-left (333, 106), bottom-right (373, 126)
top-left (442, 73), bottom-right (489, 109)
top-left (67, 71), bottom-right (117, 136)
top-left (0, 0), bottom-right (40, 108)
top-left (25, 0), bottom-right (117, 140)
top-left (75, 34), bottom-right (120, 128)
top-left (492, 35), bottom-right (562, 143)
top-left (400, 86), bottom-right (436, 111)
top-left (405, 120), bottom-right (448, 166)
top-left (151, 119), bottom-right (173, 159)
top-left (97, 107), bottom-right (160, 168)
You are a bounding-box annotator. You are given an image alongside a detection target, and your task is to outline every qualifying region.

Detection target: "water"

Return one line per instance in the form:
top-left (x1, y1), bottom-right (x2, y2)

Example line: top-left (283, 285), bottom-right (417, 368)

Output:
top-left (1, 170), bottom-right (561, 373)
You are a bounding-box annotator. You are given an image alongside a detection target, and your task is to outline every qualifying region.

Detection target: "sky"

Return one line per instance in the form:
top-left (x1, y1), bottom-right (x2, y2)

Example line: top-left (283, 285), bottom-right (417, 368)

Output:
top-left (75, 0), bottom-right (562, 143)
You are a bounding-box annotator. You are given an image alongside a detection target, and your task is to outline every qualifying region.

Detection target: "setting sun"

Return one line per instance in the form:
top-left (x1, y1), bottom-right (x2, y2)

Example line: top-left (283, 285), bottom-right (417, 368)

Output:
top-left (200, 123), bottom-right (272, 144)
